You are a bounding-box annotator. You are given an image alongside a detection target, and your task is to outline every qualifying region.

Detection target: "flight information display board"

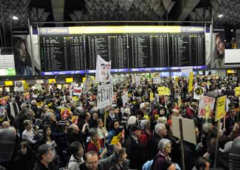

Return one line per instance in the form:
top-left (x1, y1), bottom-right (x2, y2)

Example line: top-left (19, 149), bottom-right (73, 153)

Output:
top-left (40, 33), bottom-right (205, 71)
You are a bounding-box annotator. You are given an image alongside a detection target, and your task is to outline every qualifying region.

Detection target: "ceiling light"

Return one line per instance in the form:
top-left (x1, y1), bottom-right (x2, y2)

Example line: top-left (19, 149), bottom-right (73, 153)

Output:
top-left (218, 14), bottom-right (224, 18)
top-left (12, 16), bottom-right (19, 20)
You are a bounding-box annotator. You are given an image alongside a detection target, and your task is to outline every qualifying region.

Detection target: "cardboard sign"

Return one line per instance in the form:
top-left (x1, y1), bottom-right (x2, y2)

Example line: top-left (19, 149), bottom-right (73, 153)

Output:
top-left (171, 116), bottom-right (196, 145)
top-left (97, 83), bottom-right (113, 109)
top-left (198, 96), bottom-right (215, 119)
top-left (157, 86), bottom-right (171, 96)
top-left (215, 96), bottom-right (227, 121)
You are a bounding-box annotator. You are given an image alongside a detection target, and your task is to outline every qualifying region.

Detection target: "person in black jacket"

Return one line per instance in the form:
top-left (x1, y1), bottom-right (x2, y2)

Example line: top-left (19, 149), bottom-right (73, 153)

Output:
top-left (33, 144), bottom-right (57, 170)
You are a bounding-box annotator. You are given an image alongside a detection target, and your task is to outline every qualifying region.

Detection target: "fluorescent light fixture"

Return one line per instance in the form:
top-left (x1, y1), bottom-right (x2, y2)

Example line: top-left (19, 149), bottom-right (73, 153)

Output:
top-left (12, 16), bottom-right (19, 20)
top-left (218, 14), bottom-right (224, 18)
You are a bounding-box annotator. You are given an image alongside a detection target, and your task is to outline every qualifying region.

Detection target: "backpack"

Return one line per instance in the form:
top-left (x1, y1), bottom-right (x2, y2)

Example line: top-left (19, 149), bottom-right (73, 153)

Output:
top-left (142, 160), bottom-right (153, 170)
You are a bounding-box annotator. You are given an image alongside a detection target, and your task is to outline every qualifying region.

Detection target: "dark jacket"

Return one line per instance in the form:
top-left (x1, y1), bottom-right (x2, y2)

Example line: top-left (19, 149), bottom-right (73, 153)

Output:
top-left (152, 151), bottom-right (171, 170)
top-left (79, 152), bottom-right (119, 170)
top-left (33, 161), bottom-right (55, 170)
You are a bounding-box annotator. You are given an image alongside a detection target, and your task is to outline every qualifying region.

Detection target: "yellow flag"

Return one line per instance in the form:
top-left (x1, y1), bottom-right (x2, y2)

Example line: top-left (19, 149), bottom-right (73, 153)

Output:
top-left (188, 72), bottom-right (194, 93)
top-left (150, 92), bottom-right (154, 101)
top-left (234, 87), bottom-right (240, 97)
top-left (215, 96), bottom-right (226, 121)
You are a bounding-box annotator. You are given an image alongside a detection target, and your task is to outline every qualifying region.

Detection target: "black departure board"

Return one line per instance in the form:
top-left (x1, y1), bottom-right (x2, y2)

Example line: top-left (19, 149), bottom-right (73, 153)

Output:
top-left (40, 33), bottom-right (205, 71)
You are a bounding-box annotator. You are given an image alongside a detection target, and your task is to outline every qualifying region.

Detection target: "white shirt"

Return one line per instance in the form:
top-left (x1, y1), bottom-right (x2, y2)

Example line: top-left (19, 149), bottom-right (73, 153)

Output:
top-left (22, 129), bottom-right (36, 144)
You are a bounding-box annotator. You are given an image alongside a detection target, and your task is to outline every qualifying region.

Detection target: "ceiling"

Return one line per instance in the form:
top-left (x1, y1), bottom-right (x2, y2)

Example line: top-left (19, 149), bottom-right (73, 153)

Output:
top-left (0, 0), bottom-right (240, 29)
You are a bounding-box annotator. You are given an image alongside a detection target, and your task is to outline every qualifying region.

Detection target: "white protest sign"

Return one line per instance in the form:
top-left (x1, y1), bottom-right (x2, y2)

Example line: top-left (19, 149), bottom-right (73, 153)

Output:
top-left (194, 86), bottom-right (205, 100)
top-left (135, 76), bottom-right (141, 87)
top-left (153, 77), bottom-right (161, 84)
top-left (14, 81), bottom-right (24, 92)
top-left (122, 92), bottom-right (129, 107)
top-left (171, 116), bottom-right (197, 145)
top-left (73, 87), bottom-right (82, 96)
top-left (97, 83), bottom-right (113, 109)
top-left (96, 55), bottom-right (112, 83)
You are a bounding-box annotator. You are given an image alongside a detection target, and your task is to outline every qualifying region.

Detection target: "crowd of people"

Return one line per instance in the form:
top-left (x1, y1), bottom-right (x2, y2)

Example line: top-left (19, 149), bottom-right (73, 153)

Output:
top-left (0, 73), bottom-right (239, 170)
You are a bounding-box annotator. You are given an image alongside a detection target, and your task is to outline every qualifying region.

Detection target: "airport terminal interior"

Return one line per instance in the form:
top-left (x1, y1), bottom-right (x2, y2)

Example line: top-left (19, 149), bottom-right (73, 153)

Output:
top-left (1, 0), bottom-right (240, 170)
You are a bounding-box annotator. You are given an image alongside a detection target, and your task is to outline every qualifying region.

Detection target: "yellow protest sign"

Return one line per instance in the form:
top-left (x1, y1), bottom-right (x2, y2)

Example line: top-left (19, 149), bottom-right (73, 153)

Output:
top-left (157, 86), bottom-right (171, 96)
top-left (72, 96), bottom-right (79, 102)
top-left (65, 77), bottom-right (73, 83)
top-left (150, 92), bottom-right (154, 102)
top-left (234, 87), bottom-right (240, 97)
top-left (48, 79), bottom-right (56, 84)
top-left (188, 72), bottom-right (194, 93)
top-left (215, 96), bottom-right (226, 121)
top-left (4, 81), bottom-right (13, 86)
top-left (82, 77), bottom-right (86, 83)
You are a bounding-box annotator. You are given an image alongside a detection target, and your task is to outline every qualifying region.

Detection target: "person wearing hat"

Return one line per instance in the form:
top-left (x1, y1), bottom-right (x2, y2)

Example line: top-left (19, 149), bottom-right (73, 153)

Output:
top-left (33, 144), bottom-right (56, 170)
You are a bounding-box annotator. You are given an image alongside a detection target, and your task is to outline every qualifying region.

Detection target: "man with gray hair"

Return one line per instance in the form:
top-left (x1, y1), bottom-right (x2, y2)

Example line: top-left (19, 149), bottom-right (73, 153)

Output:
top-left (152, 123), bottom-right (168, 157)
top-left (152, 138), bottom-right (176, 170)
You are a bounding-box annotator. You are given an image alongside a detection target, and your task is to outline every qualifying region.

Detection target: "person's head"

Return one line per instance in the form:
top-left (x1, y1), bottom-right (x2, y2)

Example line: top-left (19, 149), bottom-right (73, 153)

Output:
top-left (37, 144), bottom-right (55, 164)
top-left (2, 121), bottom-right (10, 128)
top-left (158, 138), bottom-right (172, 155)
top-left (97, 119), bottom-right (104, 128)
top-left (85, 151), bottom-right (99, 170)
top-left (113, 120), bottom-right (120, 130)
top-left (86, 112), bottom-right (91, 121)
top-left (69, 124), bottom-right (80, 134)
top-left (20, 141), bottom-right (28, 155)
top-left (70, 141), bottom-right (84, 160)
top-left (89, 128), bottom-right (99, 142)
top-left (118, 148), bottom-right (127, 163)
top-left (195, 157), bottom-right (210, 170)
top-left (92, 112), bottom-right (98, 121)
top-left (155, 123), bottom-right (167, 137)
top-left (43, 126), bottom-right (51, 137)
top-left (23, 120), bottom-right (32, 131)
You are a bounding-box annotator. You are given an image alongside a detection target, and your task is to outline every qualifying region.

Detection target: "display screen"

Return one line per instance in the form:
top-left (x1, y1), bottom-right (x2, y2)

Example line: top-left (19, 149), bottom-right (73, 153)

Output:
top-left (40, 33), bottom-right (205, 71)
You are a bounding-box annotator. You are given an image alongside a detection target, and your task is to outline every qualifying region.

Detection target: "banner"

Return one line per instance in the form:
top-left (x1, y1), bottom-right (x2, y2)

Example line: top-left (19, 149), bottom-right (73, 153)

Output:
top-left (235, 87), bottom-right (240, 97)
top-left (97, 83), bottom-right (113, 109)
top-left (198, 96), bottom-right (215, 119)
top-left (14, 81), bottom-right (24, 92)
top-left (215, 96), bottom-right (227, 121)
top-left (96, 55), bottom-right (112, 83)
top-left (157, 86), bottom-right (171, 96)
top-left (188, 72), bottom-right (194, 93)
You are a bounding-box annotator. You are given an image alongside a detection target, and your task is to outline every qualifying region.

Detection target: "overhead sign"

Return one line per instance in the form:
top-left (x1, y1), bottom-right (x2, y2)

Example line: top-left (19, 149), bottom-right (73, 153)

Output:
top-left (96, 55), bottom-right (112, 83)
top-left (97, 83), bottom-right (113, 109)
top-left (215, 96), bottom-right (227, 121)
